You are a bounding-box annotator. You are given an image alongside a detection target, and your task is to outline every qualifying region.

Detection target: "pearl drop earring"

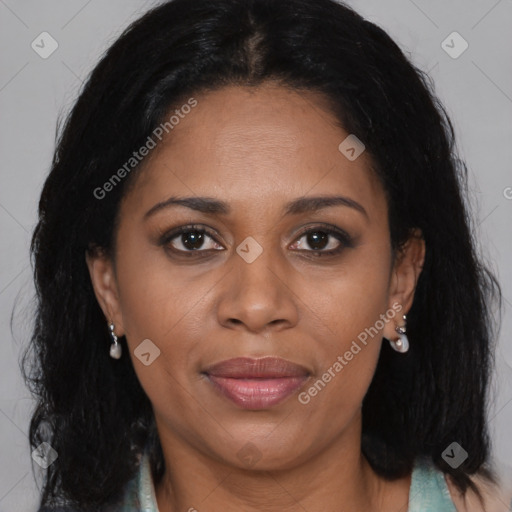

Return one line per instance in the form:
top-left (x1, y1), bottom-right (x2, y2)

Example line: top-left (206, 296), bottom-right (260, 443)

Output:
top-left (109, 322), bottom-right (122, 359)
top-left (389, 314), bottom-right (409, 353)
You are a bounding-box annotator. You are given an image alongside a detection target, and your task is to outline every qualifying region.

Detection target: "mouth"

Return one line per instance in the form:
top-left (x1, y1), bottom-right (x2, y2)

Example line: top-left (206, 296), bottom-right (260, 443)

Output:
top-left (202, 356), bottom-right (311, 410)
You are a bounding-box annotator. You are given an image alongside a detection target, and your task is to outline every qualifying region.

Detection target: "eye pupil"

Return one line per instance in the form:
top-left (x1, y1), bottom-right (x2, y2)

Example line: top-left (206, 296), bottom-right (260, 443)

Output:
top-left (182, 231), bottom-right (204, 250)
top-left (307, 231), bottom-right (329, 250)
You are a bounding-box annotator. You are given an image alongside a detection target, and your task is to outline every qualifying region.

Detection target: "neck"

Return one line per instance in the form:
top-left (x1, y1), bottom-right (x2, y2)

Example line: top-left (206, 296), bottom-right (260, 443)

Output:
top-left (153, 412), bottom-right (408, 512)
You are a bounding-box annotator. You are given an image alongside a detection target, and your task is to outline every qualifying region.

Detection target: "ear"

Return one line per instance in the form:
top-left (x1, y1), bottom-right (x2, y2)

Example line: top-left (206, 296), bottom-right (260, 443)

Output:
top-left (383, 228), bottom-right (425, 339)
top-left (85, 248), bottom-right (125, 336)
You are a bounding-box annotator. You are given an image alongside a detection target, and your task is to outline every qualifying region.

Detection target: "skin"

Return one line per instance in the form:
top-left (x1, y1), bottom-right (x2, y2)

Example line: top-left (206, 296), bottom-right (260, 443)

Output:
top-left (86, 83), bottom-right (427, 511)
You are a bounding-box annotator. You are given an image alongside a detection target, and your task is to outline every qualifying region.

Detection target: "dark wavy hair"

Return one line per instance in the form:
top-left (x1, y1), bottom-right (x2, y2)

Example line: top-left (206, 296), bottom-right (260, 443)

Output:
top-left (22, 0), bottom-right (502, 509)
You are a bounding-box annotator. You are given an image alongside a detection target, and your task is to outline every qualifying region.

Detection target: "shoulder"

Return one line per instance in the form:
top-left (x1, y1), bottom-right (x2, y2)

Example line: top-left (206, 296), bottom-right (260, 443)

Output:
top-left (445, 468), bottom-right (512, 512)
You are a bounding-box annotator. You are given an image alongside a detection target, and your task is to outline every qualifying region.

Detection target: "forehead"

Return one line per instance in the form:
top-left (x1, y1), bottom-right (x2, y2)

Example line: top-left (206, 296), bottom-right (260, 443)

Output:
top-left (120, 83), bottom-right (386, 222)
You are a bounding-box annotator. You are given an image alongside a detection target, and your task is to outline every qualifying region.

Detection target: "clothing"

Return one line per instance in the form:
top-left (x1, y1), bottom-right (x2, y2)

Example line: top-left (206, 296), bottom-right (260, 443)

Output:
top-left (407, 457), bottom-right (457, 512)
top-left (118, 451), bottom-right (458, 511)
top-left (39, 451), bottom-right (458, 511)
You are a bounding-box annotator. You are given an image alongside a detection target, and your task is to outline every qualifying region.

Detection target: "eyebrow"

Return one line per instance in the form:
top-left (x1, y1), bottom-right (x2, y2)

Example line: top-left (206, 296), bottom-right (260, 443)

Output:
top-left (144, 194), bottom-right (368, 220)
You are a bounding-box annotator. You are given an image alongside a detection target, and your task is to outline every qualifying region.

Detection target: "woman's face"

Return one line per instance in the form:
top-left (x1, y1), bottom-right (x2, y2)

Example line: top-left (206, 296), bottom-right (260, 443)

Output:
top-left (87, 83), bottom-right (424, 470)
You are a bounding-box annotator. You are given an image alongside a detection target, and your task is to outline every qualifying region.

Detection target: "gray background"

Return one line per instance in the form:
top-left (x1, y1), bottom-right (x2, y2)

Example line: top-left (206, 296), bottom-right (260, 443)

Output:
top-left (1, 1), bottom-right (511, 510)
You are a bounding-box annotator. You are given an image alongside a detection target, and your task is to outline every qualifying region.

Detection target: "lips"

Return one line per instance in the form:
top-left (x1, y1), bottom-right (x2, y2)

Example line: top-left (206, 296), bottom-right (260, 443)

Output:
top-left (203, 356), bottom-right (310, 379)
top-left (203, 357), bottom-right (310, 409)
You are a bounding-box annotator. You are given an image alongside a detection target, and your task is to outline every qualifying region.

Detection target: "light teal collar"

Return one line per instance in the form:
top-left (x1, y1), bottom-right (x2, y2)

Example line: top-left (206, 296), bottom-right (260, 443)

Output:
top-left (408, 456), bottom-right (457, 511)
top-left (135, 448), bottom-right (160, 512)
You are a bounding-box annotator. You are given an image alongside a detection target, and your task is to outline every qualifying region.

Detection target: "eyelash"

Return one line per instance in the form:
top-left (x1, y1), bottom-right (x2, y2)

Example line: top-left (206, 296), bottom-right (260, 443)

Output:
top-left (158, 223), bottom-right (354, 259)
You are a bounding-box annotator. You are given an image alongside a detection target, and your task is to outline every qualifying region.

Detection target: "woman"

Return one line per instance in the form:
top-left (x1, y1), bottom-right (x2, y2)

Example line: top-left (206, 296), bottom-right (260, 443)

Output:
top-left (24, 0), bottom-right (512, 510)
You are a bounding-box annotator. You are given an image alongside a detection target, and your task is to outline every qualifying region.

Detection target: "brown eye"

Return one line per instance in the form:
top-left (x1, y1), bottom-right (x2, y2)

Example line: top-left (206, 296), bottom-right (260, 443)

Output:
top-left (303, 231), bottom-right (331, 251)
top-left (160, 225), bottom-right (224, 255)
top-left (290, 225), bottom-right (353, 256)
top-left (174, 230), bottom-right (207, 251)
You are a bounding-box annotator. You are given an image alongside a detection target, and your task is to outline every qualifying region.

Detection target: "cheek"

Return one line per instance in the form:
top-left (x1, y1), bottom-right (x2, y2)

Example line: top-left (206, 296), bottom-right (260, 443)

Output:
top-left (112, 236), bottom-right (206, 397)
top-left (115, 254), bottom-right (204, 416)
top-left (304, 245), bottom-right (392, 400)
top-left (317, 242), bottom-right (392, 338)
top-left (114, 223), bottom-right (201, 340)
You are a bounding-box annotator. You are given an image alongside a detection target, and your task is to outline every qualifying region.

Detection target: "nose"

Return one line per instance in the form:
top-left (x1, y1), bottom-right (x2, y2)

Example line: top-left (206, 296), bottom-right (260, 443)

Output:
top-left (216, 242), bottom-right (299, 334)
